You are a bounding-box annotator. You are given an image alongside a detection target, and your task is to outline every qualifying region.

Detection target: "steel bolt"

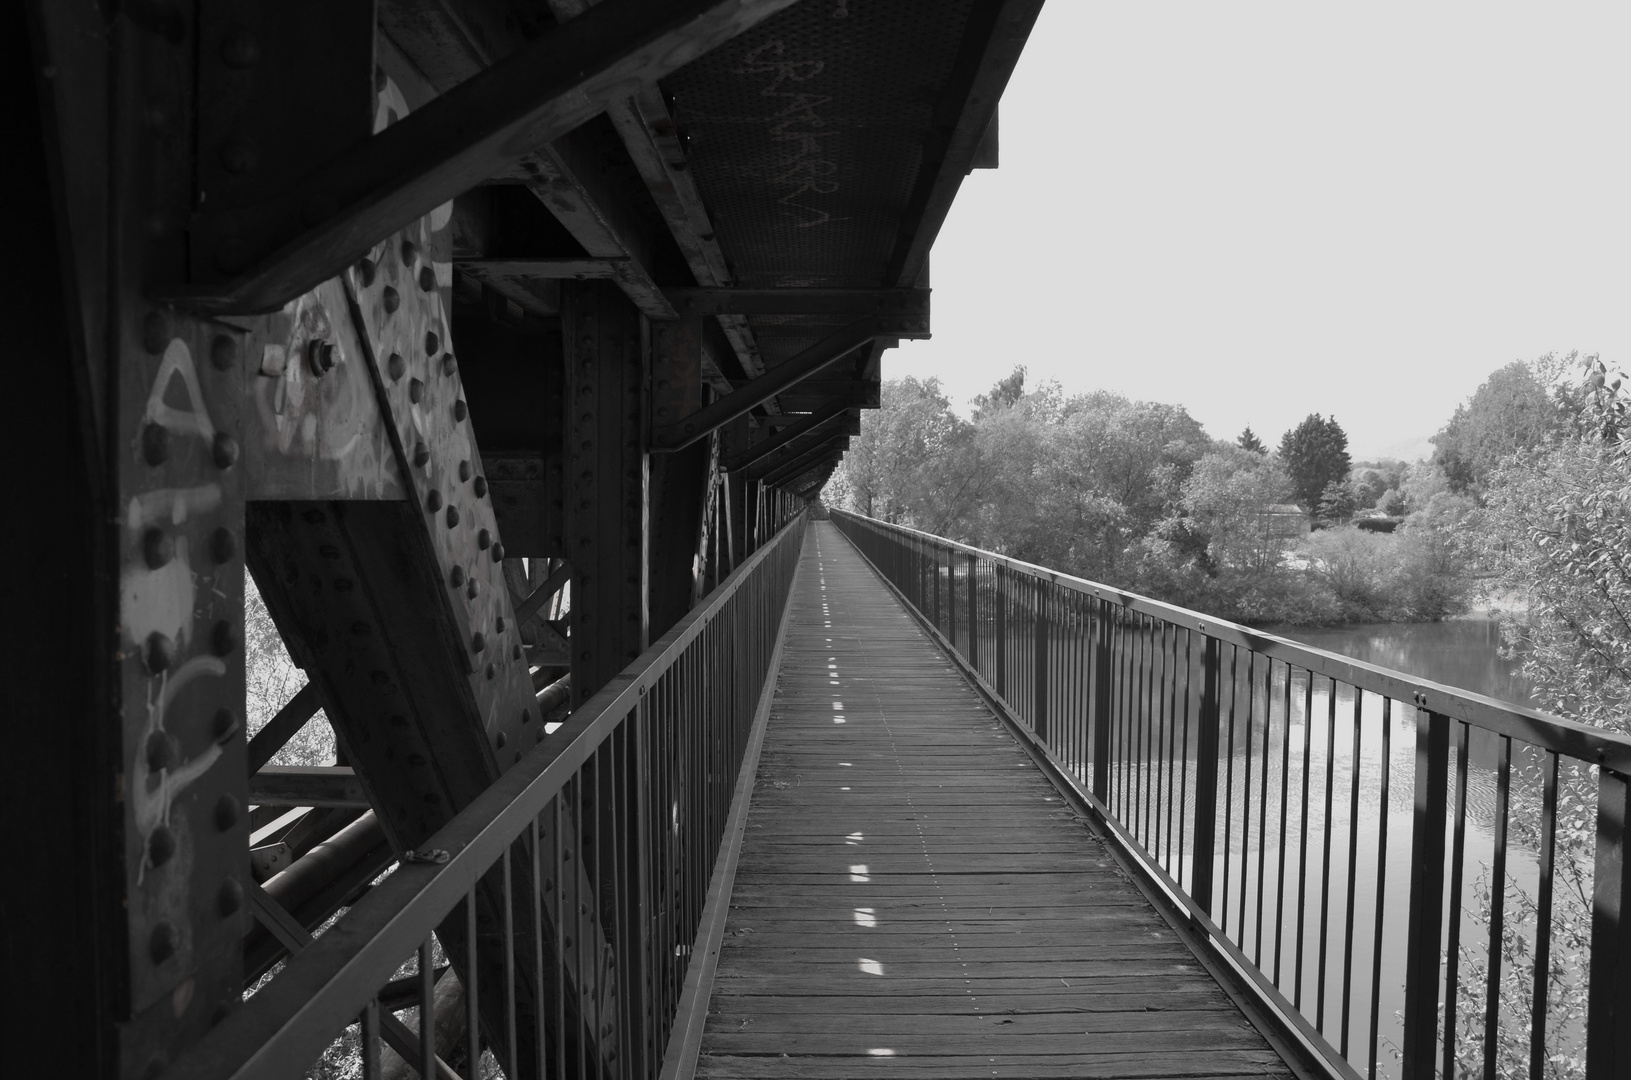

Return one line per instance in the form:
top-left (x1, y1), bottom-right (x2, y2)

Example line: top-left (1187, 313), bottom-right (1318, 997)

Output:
top-left (401, 239), bottom-right (418, 266)
top-left (409, 378), bottom-right (425, 404)
top-left (450, 566), bottom-right (466, 587)
top-left (495, 616), bottom-right (506, 633)
top-left (487, 664), bottom-right (497, 682)
top-left (144, 632), bottom-right (176, 674)
top-left (217, 878), bottom-right (244, 917)
top-left (446, 505), bottom-right (460, 529)
top-left (215, 793), bottom-right (240, 831)
top-left (477, 528), bottom-right (491, 550)
top-left (148, 824), bottom-right (176, 867)
top-left (142, 311), bottom-right (172, 354)
top-left (458, 460), bottom-right (471, 483)
top-left (149, 922), bottom-right (179, 964)
top-left (466, 579), bottom-right (478, 600)
top-left (442, 353), bottom-right (458, 377)
top-left (472, 632), bottom-right (487, 653)
top-left (425, 330), bottom-right (439, 355)
top-left (211, 619), bottom-right (236, 657)
top-left (220, 135), bottom-right (258, 175)
top-left (212, 432), bottom-right (239, 469)
top-left (220, 28), bottom-right (259, 68)
top-left (473, 476), bottom-right (488, 498)
top-left (143, 528), bottom-right (174, 569)
top-left (355, 258), bottom-right (376, 287)
top-left (142, 423), bottom-right (170, 466)
top-left (382, 286), bottom-right (400, 314)
top-left (210, 334), bottom-right (238, 371)
top-left (454, 399), bottom-right (468, 422)
top-left (307, 339), bottom-right (336, 376)
top-left (491, 542), bottom-right (505, 563)
top-left (419, 266), bottom-right (436, 293)
top-left (513, 644), bottom-right (523, 661)
top-left (211, 527), bottom-right (237, 564)
top-left (146, 731), bottom-right (175, 771)
top-left (413, 441), bottom-right (430, 468)
top-left (387, 352), bottom-right (405, 381)
top-left (426, 490), bottom-right (443, 512)
top-left (520, 706), bottom-right (532, 724)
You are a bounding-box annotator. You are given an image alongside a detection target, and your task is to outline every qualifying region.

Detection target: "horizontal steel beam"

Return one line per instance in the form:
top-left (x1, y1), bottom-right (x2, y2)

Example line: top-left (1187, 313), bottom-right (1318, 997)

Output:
top-left (455, 257), bottom-right (627, 280)
top-left (164, 0), bottom-right (800, 313)
top-left (760, 440), bottom-right (846, 487)
top-left (251, 767), bottom-right (370, 809)
top-left (723, 400), bottom-right (854, 472)
top-left (666, 288), bottom-right (930, 317)
top-left (652, 315), bottom-right (926, 452)
top-left (741, 420), bottom-right (855, 482)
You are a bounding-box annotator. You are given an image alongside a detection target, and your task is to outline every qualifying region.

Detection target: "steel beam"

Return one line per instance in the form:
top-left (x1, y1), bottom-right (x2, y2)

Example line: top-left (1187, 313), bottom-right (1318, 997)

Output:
top-left (740, 416), bottom-right (859, 482)
top-left (167, 0), bottom-right (801, 313)
top-left (722, 400), bottom-right (854, 472)
top-left (760, 440), bottom-right (848, 488)
top-left (652, 315), bottom-right (926, 452)
top-left (665, 288), bottom-right (931, 317)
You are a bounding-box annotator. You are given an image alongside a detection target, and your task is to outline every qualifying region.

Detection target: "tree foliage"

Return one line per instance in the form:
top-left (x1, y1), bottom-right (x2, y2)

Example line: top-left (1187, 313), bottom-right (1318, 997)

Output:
top-left (1236, 426), bottom-right (1267, 454)
top-left (1432, 359), bottom-right (1563, 495)
top-left (1278, 414), bottom-right (1351, 508)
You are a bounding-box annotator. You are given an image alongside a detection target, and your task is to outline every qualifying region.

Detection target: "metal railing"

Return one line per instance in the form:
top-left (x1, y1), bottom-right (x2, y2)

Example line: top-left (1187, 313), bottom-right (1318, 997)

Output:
top-left (167, 512), bottom-right (807, 1080)
top-left (830, 509), bottom-right (1631, 1080)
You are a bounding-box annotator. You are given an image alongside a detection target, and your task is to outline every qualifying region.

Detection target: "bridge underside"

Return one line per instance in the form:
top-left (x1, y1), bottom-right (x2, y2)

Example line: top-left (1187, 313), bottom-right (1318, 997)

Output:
top-left (690, 524), bottom-right (1293, 1078)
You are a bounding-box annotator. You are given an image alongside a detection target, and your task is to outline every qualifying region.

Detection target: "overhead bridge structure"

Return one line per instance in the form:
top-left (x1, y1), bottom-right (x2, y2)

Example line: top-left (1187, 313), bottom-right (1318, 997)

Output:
top-left (11, 2), bottom-right (1631, 1079)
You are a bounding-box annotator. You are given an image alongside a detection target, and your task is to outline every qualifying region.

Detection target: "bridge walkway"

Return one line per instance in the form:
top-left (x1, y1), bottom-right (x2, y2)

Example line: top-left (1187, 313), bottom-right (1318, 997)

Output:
top-left (691, 521), bottom-right (1293, 1079)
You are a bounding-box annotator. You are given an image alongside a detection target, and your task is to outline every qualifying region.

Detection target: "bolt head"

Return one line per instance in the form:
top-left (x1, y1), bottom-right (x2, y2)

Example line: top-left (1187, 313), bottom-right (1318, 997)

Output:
top-left (215, 794), bottom-right (240, 831)
top-left (409, 378), bottom-right (425, 404)
top-left (149, 922), bottom-right (179, 964)
top-left (145, 731), bottom-right (176, 772)
top-left (419, 266), bottom-right (437, 293)
top-left (426, 490), bottom-right (443, 512)
top-left (148, 824), bottom-right (177, 867)
top-left (400, 239), bottom-right (418, 266)
top-left (142, 423), bottom-right (170, 466)
top-left (472, 632), bottom-right (487, 653)
top-left (143, 632), bottom-right (176, 674)
top-left (424, 330), bottom-right (439, 356)
top-left (220, 28), bottom-right (259, 68)
top-left (477, 528), bottom-right (491, 550)
top-left (209, 334), bottom-right (238, 371)
top-left (491, 542), bottom-right (505, 563)
top-left (387, 353), bottom-right (405, 381)
top-left (446, 505), bottom-right (460, 529)
top-left (212, 432), bottom-right (240, 470)
top-left (473, 476), bottom-right (488, 498)
top-left (142, 311), bottom-right (172, 354)
top-left (466, 578), bottom-right (478, 599)
top-left (382, 286), bottom-right (400, 314)
top-left (143, 528), bottom-right (174, 569)
top-left (219, 135), bottom-right (258, 175)
top-left (413, 441), bottom-right (430, 468)
top-left (217, 878), bottom-right (244, 917)
top-left (454, 399), bottom-right (468, 422)
top-left (442, 354), bottom-right (458, 377)
top-left (355, 258), bottom-right (377, 287)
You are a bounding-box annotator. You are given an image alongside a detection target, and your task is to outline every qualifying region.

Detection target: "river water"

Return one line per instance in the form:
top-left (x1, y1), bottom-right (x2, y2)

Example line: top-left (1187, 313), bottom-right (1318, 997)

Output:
top-left (1196, 616), bottom-right (1564, 1078)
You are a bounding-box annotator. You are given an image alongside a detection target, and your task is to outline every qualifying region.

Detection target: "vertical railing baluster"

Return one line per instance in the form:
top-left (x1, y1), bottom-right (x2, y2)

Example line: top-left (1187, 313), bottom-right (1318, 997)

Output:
top-left (1528, 753), bottom-right (1560, 1080)
top-left (361, 999), bottom-right (381, 1080)
top-left (947, 545), bottom-right (957, 651)
top-left (1341, 687), bottom-right (1365, 1059)
top-left (1482, 737), bottom-right (1511, 1080)
top-left (1367, 697), bottom-right (1392, 1080)
top-left (967, 554), bottom-right (978, 670)
top-left (1317, 679), bottom-right (1338, 1032)
top-left (1191, 634), bottom-right (1222, 919)
top-left (1034, 580), bottom-right (1049, 743)
top-left (1441, 722), bottom-right (1471, 1078)
top-left (1401, 705), bottom-right (1451, 1080)
top-left (995, 564), bottom-right (1007, 698)
top-left (1587, 765), bottom-right (1631, 1078)
top-left (466, 889), bottom-right (479, 1079)
top-left (1092, 597), bottom-right (1112, 802)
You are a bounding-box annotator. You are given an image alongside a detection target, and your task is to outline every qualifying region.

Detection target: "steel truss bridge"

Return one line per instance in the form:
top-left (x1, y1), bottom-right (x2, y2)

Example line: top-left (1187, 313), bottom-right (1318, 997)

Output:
top-left (8, 3), bottom-right (1629, 1079)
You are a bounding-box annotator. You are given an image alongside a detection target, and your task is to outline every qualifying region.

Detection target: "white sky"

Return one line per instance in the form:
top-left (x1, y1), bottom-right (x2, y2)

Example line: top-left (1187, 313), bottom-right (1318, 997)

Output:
top-left (885, 1), bottom-right (1630, 460)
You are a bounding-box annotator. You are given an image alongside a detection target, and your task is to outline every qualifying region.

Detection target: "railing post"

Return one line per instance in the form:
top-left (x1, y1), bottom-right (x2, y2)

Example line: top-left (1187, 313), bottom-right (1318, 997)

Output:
top-left (1034, 579), bottom-right (1049, 743)
top-left (1191, 634), bottom-right (1222, 917)
top-left (995, 564), bottom-right (1007, 696)
top-left (1092, 598), bottom-right (1112, 801)
top-left (1588, 767), bottom-right (1631, 1078)
top-left (931, 541), bottom-right (941, 630)
top-left (947, 546), bottom-right (957, 650)
top-left (966, 554), bottom-right (978, 669)
top-left (1401, 706), bottom-right (1451, 1080)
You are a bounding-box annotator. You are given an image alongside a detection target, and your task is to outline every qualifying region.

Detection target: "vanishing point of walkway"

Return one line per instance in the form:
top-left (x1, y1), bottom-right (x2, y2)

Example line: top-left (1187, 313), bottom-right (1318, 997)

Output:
top-left (693, 522), bottom-right (1292, 1078)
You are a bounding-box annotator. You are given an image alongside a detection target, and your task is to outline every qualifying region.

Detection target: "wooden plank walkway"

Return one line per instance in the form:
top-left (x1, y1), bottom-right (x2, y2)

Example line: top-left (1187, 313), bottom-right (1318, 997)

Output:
top-left (693, 521), bottom-right (1293, 1079)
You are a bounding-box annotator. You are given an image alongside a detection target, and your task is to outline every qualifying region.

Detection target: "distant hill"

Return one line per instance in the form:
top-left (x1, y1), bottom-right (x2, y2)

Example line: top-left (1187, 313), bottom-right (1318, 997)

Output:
top-left (1351, 435), bottom-right (1434, 464)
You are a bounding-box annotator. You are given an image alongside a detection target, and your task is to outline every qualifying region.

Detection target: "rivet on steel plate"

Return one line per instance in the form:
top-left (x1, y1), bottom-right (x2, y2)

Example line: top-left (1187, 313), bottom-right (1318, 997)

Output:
top-left (409, 378), bottom-right (425, 404)
top-left (387, 353), bottom-right (405, 381)
top-left (472, 632), bottom-right (486, 653)
top-left (143, 528), bottom-right (174, 569)
top-left (426, 490), bottom-right (443, 512)
top-left (382, 286), bottom-right (400, 314)
top-left (473, 476), bottom-right (488, 498)
top-left (413, 441), bottom-right (430, 468)
top-left (149, 922), bottom-right (179, 964)
top-left (446, 505), bottom-right (460, 528)
top-left (425, 330), bottom-right (439, 355)
top-left (450, 566), bottom-right (465, 587)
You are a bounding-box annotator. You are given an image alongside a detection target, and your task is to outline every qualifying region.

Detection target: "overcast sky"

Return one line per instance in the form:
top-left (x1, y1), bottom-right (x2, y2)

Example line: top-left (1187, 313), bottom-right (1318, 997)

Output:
top-left (885, 1), bottom-right (1630, 460)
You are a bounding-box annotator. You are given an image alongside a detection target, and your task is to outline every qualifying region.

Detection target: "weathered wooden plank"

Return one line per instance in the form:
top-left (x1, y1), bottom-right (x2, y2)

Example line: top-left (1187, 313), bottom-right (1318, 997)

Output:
top-left (689, 524), bottom-right (1290, 1079)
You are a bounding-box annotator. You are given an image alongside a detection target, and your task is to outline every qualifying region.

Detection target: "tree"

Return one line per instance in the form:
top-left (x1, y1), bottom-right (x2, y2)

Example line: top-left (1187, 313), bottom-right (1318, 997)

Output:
top-left (1236, 426), bottom-right (1267, 454)
top-left (971, 365), bottom-right (1027, 420)
top-left (828, 377), bottom-right (980, 533)
top-left (1431, 360), bottom-right (1562, 495)
top-left (1278, 413), bottom-right (1351, 509)
top-left (1180, 445), bottom-right (1295, 574)
top-left (1315, 479), bottom-right (1357, 526)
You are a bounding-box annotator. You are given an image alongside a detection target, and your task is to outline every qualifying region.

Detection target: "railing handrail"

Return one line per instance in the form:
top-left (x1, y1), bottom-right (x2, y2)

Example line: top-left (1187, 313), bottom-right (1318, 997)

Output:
top-left (166, 511), bottom-right (809, 1080)
top-left (829, 508), bottom-right (1631, 770)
